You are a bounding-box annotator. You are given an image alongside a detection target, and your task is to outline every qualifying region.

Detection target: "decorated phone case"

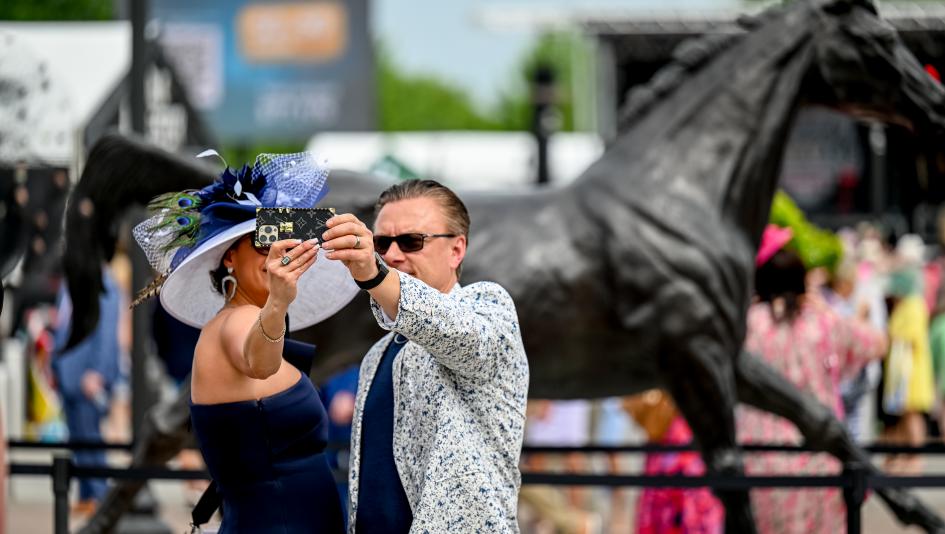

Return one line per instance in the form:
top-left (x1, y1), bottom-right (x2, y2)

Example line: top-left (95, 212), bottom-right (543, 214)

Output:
top-left (255, 207), bottom-right (335, 247)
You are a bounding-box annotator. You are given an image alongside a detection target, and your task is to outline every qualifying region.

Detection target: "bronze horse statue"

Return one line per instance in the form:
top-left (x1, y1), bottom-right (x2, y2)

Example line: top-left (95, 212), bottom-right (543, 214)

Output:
top-left (63, 0), bottom-right (945, 531)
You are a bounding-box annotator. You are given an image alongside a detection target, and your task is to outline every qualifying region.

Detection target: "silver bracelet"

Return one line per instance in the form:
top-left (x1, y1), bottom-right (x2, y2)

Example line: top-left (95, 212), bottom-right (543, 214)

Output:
top-left (257, 311), bottom-right (286, 343)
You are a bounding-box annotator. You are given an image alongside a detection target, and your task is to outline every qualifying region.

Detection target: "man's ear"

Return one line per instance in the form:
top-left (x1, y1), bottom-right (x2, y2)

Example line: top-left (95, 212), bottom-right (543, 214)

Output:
top-left (450, 235), bottom-right (467, 270)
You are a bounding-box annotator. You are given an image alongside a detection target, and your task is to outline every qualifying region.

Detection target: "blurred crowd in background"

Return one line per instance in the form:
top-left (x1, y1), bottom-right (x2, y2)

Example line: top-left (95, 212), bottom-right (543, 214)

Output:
top-left (514, 214), bottom-right (945, 533)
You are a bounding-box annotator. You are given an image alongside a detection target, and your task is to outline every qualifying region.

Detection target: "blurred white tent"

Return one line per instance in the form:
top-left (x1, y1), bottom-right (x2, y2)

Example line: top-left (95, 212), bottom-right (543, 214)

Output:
top-left (307, 131), bottom-right (603, 190)
top-left (0, 22), bottom-right (130, 166)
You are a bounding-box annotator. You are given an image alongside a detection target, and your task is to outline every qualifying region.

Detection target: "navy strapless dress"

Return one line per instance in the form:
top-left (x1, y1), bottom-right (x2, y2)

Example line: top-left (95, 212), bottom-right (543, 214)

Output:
top-left (190, 375), bottom-right (345, 533)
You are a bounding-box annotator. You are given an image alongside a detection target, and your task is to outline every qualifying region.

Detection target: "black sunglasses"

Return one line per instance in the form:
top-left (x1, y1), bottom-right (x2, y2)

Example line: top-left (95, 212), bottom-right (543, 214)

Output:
top-left (374, 233), bottom-right (456, 254)
top-left (240, 235), bottom-right (269, 257)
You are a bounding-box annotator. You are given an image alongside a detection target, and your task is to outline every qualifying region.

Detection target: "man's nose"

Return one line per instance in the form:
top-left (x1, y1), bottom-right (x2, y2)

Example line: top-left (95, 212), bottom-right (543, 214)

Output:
top-left (382, 241), bottom-right (406, 264)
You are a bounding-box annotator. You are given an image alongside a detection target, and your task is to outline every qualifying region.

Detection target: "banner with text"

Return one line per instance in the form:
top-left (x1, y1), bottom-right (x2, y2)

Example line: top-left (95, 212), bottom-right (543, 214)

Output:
top-left (153, 0), bottom-right (376, 143)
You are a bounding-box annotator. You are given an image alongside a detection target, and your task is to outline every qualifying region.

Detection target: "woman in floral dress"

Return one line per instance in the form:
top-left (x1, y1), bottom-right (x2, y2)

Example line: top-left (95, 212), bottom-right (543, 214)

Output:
top-left (737, 238), bottom-right (886, 534)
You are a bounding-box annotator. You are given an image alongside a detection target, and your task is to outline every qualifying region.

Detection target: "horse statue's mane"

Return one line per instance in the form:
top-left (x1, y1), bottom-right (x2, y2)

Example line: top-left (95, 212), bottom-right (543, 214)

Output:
top-left (613, 0), bottom-right (831, 127)
top-left (618, 24), bottom-right (747, 127)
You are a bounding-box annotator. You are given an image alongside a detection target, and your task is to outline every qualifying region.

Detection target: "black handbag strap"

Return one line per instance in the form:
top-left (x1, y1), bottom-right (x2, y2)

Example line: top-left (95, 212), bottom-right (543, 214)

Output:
top-left (191, 480), bottom-right (221, 528)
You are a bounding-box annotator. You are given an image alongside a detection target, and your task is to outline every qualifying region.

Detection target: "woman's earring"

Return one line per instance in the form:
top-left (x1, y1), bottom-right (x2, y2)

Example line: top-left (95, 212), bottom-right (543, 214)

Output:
top-left (222, 267), bottom-right (237, 302)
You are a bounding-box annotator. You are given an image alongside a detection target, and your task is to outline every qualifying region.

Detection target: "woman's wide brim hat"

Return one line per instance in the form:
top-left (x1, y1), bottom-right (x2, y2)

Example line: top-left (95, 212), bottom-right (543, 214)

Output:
top-left (158, 219), bottom-right (357, 330)
top-left (133, 151), bottom-right (358, 330)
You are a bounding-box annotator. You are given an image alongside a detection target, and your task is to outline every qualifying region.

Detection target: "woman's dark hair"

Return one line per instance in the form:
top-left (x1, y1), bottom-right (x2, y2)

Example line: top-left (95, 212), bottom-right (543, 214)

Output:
top-left (754, 249), bottom-right (807, 322)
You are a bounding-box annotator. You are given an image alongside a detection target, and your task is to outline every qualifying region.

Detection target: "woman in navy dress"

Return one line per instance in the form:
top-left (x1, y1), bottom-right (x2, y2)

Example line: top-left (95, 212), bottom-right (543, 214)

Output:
top-left (131, 153), bottom-right (358, 533)
top-left (188, 234), bottom-right (345, 533)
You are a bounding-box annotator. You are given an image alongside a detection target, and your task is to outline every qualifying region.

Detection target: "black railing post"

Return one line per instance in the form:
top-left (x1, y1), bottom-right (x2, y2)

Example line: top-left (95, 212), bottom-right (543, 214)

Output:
top-left (52, 454), bottom-right (71, 534)
top-left (844, 462), bottom-right (867, 534)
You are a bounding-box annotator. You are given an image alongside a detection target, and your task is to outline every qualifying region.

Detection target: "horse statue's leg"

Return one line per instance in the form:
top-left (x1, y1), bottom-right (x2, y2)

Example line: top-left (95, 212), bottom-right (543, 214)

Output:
top-left (77, 378), bottom-right (194, 534)
top-left (660, 334), bottom-right (757, 533)
top-left (733, 350), bottom-right (945, 533)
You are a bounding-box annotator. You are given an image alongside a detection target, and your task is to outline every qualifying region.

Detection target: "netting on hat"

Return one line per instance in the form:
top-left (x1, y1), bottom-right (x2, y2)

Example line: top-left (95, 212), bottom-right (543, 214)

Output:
top-left (133, 211), bottom-right (180, 273)
top-left (253, 152), bottom-right (330, 208)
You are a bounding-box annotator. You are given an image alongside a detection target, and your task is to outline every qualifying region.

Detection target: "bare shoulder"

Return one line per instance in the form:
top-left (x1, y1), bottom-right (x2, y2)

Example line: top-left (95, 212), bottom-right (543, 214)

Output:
top-left (193, 306), bottom-right (256, 359)
top-left (192, 309), bottom-right (257, 401)
top-left (219, 304), bottom-right (262, 335)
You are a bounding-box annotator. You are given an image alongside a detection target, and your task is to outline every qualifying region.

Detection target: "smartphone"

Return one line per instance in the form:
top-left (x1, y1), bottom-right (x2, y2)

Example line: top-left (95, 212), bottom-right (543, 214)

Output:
top-left (255, 207), bottom-right (335, 248)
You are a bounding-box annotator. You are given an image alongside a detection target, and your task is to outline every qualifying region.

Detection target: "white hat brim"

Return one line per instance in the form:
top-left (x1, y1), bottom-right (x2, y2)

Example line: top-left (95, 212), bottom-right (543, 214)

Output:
top-left (159, 220), bottom-right (358, 331)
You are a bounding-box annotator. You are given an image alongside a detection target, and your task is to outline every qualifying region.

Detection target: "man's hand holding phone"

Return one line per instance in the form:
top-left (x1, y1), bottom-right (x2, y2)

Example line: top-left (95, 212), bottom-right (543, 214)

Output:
top-left (320, 213), bottom-right (377, 281)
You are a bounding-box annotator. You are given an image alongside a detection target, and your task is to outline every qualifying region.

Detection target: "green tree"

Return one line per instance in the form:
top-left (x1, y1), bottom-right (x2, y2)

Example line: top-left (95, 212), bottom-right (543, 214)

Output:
top-left (0, 0), bottom-right (112, 20)
top-left (493, 31), bottom-right (592, 132)
top-left (376, 32), bottom-right (593, 132)
top-left (377, 46), bottom-right (499, 131)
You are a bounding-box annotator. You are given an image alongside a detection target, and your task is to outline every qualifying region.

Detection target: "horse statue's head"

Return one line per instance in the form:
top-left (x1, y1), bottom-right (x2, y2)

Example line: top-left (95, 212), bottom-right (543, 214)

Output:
top-left (602, 0), bottom-right (945, 244)
top-left (808, 0), bottom-right (945, 132)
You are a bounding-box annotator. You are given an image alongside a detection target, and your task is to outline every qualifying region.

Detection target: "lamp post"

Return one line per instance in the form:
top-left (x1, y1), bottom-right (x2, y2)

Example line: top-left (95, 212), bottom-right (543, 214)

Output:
top-left (531, 63), bottom-right (559, 185)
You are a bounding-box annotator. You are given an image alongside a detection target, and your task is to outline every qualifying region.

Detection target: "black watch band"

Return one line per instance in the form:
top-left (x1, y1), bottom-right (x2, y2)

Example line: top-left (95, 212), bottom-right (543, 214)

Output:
top-left (355, 253), bottom-right (389, 290)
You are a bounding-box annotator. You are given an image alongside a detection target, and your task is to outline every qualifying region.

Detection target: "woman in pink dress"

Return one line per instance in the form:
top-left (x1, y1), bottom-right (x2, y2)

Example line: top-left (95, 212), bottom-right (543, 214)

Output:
top-left (631, 390), bottom-right (724, 534)
top-left (737, 230), bottom-right (886, 534)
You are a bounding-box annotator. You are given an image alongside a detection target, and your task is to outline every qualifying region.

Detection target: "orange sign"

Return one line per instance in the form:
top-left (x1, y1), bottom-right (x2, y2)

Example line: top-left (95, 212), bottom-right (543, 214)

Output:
top-left (237, 2), bottom-right (347, 63)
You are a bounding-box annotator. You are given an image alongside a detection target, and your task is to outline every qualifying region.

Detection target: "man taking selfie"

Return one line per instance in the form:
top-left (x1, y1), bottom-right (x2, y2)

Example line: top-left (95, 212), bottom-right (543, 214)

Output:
top-left (321, 180), bottom-right (530, 533)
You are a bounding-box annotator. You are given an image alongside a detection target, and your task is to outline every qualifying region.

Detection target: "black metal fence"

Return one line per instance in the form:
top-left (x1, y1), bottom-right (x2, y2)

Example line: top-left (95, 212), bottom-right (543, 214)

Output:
top-left (9, 440), bottom-right (945, 534)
